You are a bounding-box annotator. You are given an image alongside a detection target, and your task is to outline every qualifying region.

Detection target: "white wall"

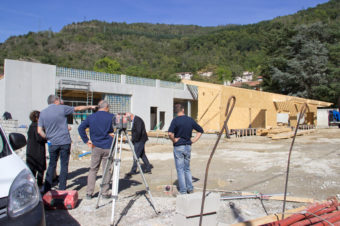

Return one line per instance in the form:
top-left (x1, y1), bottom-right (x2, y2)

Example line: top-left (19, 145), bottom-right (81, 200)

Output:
top-left (317, 108), bottom-right (337, 128)
top-left (4, 59), bottom-right (193, 130)
top-left (4, 60), bottom-right (56, 126)
top-left (0, 78), bottom-right (5, 115)
top-left (277, 113), bottom-right (289, 124)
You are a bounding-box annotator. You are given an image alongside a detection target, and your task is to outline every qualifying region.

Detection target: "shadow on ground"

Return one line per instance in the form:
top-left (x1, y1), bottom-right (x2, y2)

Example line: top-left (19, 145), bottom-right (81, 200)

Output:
top-left (45, 209), bottom-right (81, 226)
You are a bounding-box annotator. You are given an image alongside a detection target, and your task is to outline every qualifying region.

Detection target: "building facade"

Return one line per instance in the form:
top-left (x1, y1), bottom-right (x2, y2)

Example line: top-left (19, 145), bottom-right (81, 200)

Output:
top-left (1, 59), bottom-right (197, 130)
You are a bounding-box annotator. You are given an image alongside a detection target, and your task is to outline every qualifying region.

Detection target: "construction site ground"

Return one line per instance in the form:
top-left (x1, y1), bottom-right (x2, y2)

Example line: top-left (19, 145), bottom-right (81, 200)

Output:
top-left (34, 128), bottom-right (340, 226)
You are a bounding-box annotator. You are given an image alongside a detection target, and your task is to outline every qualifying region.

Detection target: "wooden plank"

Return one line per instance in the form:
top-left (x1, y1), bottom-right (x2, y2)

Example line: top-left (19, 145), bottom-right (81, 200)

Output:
top-left (266, 196), bottom-right (314, 203)
top-left (271, 129), bottom-right (315, 140)
top-left (239, 192), bottom-right (314, 203)
top-left (147, 131), bottom-right (169, 138)
top-left (267, 127), bottom-right (292, 135)
top-left (231, 206), bottom-right (306, 226)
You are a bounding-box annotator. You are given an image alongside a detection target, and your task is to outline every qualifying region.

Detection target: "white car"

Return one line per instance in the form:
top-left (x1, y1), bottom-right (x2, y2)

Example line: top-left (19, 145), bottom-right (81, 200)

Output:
top-left (0, 125), bottom-right (46, 226)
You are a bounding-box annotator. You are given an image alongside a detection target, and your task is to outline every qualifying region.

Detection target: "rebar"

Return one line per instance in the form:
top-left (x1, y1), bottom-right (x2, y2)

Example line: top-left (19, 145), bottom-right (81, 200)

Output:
top-left (282, 103), bottom-right (309, 219)
top-left (199, 96), bottom-right (236, 226)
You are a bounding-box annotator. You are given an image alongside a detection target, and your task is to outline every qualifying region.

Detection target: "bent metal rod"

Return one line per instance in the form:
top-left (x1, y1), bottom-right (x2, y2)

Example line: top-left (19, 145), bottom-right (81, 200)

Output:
top-left (199, 96), bottom-right (236, 226)
top-left (282, 103), bottom-right (309, 220)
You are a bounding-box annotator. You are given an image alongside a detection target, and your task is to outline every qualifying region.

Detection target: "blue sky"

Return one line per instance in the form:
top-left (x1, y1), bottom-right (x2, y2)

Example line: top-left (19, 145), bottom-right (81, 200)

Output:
top-left (0, 0), bottom-right (330, 43)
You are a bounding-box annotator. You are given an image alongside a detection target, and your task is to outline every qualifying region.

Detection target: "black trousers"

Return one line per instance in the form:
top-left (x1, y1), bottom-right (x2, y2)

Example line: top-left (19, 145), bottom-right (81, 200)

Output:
top-left (27, 162), bottom-right (44, 186)
top-left (131, 141), bottom-right (151, 172)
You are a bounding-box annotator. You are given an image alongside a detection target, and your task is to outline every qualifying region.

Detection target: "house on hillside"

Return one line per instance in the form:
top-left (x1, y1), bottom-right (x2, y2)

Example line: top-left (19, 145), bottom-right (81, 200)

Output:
top-left (198, 71), bottom-right (213, 77)
top-left (232, 71), bottom-right (254, 83)
top-left (177, 72), bottom-right (193, 80)
top-left (231, 73), bottom-right (263, 90)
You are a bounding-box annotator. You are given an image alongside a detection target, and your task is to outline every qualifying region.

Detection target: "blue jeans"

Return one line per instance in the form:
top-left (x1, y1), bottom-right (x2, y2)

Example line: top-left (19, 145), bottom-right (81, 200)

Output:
top-left (44, 144), bottom-right (71, 191)
top-left (174, 145), bottom-right (193, 194)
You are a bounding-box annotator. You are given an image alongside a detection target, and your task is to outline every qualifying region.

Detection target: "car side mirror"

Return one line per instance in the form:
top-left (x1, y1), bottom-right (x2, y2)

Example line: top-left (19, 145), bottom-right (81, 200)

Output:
top-left (9, 133), bottom-right (27, 150)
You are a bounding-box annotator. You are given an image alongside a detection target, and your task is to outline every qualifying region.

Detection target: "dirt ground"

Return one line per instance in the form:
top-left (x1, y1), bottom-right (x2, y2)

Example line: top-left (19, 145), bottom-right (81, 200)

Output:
top-left (41, 128), bottom-right (340, 226)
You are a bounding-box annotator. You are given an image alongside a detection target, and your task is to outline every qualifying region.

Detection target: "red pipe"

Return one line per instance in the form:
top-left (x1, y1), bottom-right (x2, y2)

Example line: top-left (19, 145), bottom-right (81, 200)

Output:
top-left (262, 199), bottom-right (339, 226)
top-left (290, 211), bottom-right (339, 226)
top-left (313, 211), bottom-right (340, 226)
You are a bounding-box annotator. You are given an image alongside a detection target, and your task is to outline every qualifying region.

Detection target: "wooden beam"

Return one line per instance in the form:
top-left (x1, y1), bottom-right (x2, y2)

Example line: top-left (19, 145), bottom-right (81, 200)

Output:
top-left (271, 129), bottom-right (315, 140)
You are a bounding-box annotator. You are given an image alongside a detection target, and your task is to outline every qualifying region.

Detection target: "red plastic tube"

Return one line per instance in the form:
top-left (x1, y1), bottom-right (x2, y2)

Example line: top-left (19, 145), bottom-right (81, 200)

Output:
top-left (313, 211), bottom-right (340, 226)
top-left (290, 211), bottom-right (339, 226)
top-left (262, 199), bottom-right (339, 226)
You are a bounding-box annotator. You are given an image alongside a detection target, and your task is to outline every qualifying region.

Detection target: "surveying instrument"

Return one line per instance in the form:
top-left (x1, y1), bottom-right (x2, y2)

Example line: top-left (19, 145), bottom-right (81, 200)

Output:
top-left (95, 113), bottom-right (159, 226)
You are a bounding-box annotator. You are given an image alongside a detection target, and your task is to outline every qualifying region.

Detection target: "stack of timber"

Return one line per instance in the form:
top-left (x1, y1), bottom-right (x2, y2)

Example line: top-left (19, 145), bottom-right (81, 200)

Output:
top-left (147, 130), bottom-right (169, 138)
top-left (257, 126), bottom-right (316, 140)
top-left (257, 127), bottom-right (292, 136)
top-left (271, 129), bottom-right (316, 140)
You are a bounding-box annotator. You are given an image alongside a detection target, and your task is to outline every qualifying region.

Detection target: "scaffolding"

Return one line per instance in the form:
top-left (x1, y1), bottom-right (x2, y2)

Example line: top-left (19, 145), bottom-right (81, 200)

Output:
top-left (56, 79), bottom-right (93, 122)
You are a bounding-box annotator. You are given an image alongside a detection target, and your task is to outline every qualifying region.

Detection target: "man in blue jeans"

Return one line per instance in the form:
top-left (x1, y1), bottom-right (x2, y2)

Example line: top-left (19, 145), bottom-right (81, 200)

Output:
top-left (168, 103), bottom-right (203, 194)
top-left (38, 95), bottom-right (96, 193)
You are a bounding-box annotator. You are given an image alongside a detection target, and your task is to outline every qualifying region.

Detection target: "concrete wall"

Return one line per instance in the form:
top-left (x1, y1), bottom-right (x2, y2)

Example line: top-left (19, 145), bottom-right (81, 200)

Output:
top-left (317, 108), bottom-right (338, 128)
top-left (0, 78), bottom-right (5, 116)
top-left (4, 60), bottom-right (56, 126)
top-left (3, 59), bottom-right (193, 131)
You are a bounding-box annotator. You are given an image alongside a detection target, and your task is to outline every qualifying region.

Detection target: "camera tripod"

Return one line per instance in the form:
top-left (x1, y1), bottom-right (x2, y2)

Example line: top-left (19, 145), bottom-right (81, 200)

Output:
top-left (95, 128), bottom-right (159, 226)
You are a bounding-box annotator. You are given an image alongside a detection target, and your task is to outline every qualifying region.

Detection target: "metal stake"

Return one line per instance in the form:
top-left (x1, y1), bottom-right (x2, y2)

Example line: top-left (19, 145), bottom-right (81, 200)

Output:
top-left (199, 96), bottom-right (236, 226)
top-left (282, 103), bottom-right (309, 219)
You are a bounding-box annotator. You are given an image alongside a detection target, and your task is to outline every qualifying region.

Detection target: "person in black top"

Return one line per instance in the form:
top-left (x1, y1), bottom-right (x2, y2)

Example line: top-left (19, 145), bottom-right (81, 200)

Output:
top-left (168, 104), bottom-right (203, 194)
top-left (26, 110), bottom-right (47, 187)
top-left (125, 112), bottom-right (152, 175)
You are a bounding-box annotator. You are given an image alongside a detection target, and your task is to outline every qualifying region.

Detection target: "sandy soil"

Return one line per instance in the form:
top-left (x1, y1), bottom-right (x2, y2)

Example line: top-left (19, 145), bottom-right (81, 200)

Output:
top-left (42, 128), bottom-right (340, 226)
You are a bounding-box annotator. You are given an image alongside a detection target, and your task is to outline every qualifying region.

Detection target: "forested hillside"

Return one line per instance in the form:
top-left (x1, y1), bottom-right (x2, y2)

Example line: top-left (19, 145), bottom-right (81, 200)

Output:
top-left (0, 0), bottom-right (339, 103)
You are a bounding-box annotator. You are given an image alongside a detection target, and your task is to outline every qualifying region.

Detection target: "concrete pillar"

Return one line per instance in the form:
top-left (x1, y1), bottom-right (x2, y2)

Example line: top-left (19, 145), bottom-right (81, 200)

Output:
top-left (121, 74), bottom-right (126, 84)
top-left (187, 100), bottom-right (191, 117)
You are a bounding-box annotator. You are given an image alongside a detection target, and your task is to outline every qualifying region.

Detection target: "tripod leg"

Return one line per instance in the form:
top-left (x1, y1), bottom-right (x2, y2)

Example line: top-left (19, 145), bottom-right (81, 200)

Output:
top-left (111, 130), bottom-right (124, 226)
top-left (124, 130), bottom-right (159, 214)
top-left (96, 131), bottom-right (117, 209)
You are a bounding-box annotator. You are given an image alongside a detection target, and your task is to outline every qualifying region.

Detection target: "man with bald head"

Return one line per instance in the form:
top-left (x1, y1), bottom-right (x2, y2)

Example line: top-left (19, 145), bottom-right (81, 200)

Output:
top-left (125, 112), bottom-right (152, 176)
top-left (78, 100), bottom-right (115, 199)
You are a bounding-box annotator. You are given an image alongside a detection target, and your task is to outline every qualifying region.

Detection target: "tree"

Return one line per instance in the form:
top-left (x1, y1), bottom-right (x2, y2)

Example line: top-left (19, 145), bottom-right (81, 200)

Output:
top-left (263, 22), bottom-right (330, 99)
top-left (216, 66), bottom-right (232, 82)
top-left (94, 57), bottom-right (121, 74)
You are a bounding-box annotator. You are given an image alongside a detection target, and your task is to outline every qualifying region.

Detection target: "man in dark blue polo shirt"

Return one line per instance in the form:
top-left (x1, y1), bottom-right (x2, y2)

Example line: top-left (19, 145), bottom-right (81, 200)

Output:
top-left (78, 100), bottom-right (115, 199)
top-left (168, 103), bottom-right (204, 194)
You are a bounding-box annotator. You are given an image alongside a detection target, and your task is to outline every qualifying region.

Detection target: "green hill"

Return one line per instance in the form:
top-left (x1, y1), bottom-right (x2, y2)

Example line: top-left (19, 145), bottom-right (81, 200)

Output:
top-left (0, 0), bottom-right (339, 103)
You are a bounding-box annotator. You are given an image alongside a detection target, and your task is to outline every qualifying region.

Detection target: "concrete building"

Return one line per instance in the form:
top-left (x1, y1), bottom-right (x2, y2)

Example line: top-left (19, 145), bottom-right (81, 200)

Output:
top-left (0, 59), bottom-right (197, 131)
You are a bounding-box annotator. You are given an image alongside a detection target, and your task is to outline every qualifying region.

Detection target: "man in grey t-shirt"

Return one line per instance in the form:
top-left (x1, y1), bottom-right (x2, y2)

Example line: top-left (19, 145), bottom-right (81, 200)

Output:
top-left (38, 95), bottom-right (96, 192)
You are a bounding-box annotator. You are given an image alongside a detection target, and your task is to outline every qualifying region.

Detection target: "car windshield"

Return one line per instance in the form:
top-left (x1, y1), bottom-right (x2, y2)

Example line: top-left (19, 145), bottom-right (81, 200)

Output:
top-left (0, 129), bottom-right (12, 158)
